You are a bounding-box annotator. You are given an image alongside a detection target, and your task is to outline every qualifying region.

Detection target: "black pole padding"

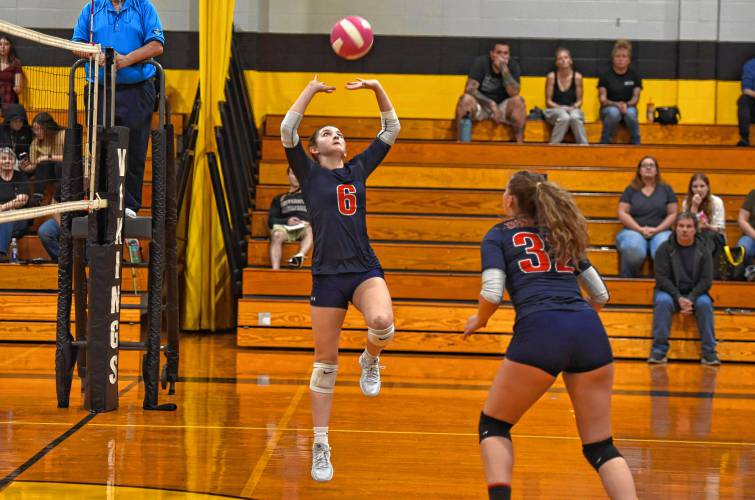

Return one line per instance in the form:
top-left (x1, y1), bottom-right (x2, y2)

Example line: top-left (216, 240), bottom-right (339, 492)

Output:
top-left (73, 238), bottom-right (88, 393)
top-left (207, 151), bottom-right (241, 300)
top-left (55, 124), bottom-right (84, 408)
top-left (84, 244), bottom-right (120, 413)
top-left (83, 126), bottom-right (128, 413)
top-left (143, 127), bottom-right (172, 411)
top-left (163, 123), bottom-right (179, 395)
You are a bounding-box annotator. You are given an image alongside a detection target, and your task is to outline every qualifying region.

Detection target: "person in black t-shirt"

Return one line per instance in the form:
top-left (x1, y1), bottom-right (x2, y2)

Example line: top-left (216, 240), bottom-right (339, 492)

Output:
top-left (267, 166), bottom-right (312, 269)
top-left (280, 76), bottom-right (400, 483)
top-left (544, 47), bottom-right (588, 144)
top-left (455, 41), bottom-right (526, 143)
top-left (598, 39), bottom-right (642, 144)
top-left (0, 147), bottom-right (29, 257)
top-left (649, 212), bottom-right (719, 365)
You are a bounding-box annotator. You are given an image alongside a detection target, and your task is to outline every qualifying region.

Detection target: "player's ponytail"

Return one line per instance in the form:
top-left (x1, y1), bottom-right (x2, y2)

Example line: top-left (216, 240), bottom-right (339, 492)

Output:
top-left (508, 171), bottom-right (588, 265)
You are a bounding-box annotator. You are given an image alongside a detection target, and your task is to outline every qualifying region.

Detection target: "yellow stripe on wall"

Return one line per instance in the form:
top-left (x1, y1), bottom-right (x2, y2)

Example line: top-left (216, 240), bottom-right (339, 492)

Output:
top-left (241, 71), bottom-right (741, 127)
top-left (11, 68), bottom-right (741, 127)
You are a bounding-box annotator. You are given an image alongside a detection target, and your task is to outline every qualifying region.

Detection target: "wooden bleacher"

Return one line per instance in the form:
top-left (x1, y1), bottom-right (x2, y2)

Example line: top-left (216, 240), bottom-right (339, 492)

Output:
top-left (265, 114), bottom-right (755, 146)
top-left (237, 115), bottom-right (755, 362)
top-left (0, 111), bottom-right (185, 341)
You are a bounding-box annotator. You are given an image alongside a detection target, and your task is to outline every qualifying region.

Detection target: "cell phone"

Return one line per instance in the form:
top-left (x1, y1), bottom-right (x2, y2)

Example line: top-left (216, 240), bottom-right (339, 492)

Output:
top-left (17, 152), bottom-right (27, 161)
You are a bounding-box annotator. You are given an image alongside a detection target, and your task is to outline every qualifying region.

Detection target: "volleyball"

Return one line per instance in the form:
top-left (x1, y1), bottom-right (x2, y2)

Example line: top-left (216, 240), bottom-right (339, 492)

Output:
top-left (330, 16), bottom-right (374, 60)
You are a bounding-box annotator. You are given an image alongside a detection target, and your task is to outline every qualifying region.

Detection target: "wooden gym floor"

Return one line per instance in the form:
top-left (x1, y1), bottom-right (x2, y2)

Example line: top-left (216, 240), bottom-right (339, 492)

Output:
top-left (1, 334), bottom-right (754, 499)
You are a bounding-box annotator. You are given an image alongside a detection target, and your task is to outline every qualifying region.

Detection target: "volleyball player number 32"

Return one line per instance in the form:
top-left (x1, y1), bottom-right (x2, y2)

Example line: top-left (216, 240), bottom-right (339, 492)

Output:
top-left (512, 231), bottom-right (574, 273)
top-left (337, 184), bottom-right (357, 216)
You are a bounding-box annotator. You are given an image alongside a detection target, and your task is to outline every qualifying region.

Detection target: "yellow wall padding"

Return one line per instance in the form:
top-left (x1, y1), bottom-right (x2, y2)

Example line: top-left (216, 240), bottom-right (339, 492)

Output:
top-left (181, 0), bottom-right (235, 331)
top-left (241, 71), bottom-right (742, 126)
top-left (20, 68), bottom-right (741, 127)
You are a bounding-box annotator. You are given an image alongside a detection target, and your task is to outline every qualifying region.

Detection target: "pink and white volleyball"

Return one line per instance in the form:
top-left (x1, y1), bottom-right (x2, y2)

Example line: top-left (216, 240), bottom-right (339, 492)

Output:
top-left (330, 16), bottom-right (374, 60)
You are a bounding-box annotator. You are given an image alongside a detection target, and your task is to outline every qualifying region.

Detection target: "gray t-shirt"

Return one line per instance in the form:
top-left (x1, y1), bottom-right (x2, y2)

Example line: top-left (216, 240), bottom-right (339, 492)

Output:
top-left (620, 183), bottom-right (676, 227)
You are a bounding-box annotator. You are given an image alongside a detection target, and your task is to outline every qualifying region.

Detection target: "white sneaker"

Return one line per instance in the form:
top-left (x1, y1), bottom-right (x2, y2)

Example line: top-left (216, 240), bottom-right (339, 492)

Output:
top-left (359, 353), bottom-right (382, 397)
top-left (311, 442), bottom-right (333, 482)
top-left (125, 208), bottom-right (137, 218)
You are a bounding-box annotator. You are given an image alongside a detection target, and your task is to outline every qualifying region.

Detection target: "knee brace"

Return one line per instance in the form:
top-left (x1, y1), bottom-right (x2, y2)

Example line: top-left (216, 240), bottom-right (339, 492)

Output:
top-left (368, 324), bottom-right (394, 347)
top-left (478, 412), bottom-right (513, 443)
top-left (583, 437), bottom-right (622, 471)
top-left (309, 362), bottom-right (338, 394)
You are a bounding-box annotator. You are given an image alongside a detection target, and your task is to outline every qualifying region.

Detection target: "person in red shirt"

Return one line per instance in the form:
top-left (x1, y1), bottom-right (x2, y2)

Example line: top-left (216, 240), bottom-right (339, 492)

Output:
top-left (0, 37), bottom-right (22, 106)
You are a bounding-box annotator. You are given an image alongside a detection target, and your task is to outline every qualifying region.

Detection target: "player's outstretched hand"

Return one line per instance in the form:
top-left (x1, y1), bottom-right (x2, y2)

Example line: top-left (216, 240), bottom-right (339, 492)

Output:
top-left (462, 314), bottom-right (481, 339)
top-left (345, 78), bottom-right (381, 91)
top-left (307, 75), bottom-right (336, 94)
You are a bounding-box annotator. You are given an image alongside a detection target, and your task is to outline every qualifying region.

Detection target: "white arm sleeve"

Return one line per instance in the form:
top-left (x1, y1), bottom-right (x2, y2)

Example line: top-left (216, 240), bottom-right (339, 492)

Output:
top-left (480, 268), bottom-right (505, 304)
top-left (280, 110), bottom-right (303, 148)
top-left (577, 266), bottom-right (609, 305)
top-left (377, 109), bottom-right (400, 145)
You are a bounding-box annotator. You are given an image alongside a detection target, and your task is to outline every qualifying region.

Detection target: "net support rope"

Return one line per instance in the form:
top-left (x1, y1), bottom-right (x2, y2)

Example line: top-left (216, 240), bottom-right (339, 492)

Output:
top-left (0, 198), bottom-right (108, 224)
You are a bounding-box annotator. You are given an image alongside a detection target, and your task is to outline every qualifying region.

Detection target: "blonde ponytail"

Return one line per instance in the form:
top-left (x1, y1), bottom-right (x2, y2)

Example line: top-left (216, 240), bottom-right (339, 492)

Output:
top-left (508, 171), bottom-right (589, 265)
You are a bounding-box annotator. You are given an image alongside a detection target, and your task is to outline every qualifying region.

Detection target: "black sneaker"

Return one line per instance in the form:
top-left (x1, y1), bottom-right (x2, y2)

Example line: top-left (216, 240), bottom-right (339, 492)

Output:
top-left (647, 353), bottom-right (668, 364)
top-left (701, 354), bottom-right (721, 366)
top-left (736, 139), bottom-right (750, 147)
top-left (287, 255), bottom-right (304, 268)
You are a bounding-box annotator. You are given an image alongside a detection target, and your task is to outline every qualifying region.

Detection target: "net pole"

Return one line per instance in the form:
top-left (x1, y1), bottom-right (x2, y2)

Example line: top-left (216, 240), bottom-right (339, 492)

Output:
top-left (164, 122), bottom-right (179, 395)
top-left (84, 124), bottom-right (126, 413)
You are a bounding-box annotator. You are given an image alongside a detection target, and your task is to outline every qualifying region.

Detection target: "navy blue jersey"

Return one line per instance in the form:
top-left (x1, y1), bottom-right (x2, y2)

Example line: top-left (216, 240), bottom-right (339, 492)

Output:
top-left (481, 218), bottom-right (592, 321)
top-left (284, 138), bottom-right (390, 275)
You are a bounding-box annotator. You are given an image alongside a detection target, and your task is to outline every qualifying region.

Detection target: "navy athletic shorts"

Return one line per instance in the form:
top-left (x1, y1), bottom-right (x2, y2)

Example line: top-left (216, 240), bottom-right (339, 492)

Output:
top-left (505, 309), bottom-right (613, 376)
top-left (310, 268), bottom-right (385, 309)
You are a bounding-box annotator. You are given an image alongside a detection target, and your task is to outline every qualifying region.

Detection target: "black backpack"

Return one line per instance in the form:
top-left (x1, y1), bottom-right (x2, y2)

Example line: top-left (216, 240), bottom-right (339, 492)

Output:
top-left (654, 106), bottom-right (681, 125)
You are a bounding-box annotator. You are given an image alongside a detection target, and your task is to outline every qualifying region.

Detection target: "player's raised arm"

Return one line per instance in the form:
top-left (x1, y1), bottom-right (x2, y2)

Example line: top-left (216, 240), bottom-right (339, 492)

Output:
top-left (346, 78), bottom-right (400, 145)
top-left (280, 76), bottom-right (336, 148)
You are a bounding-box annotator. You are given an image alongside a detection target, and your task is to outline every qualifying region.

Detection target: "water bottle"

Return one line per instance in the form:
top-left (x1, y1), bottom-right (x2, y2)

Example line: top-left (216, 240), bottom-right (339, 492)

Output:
top-left (126, 238), bottom-right (142, 264)
top-left (9, 238), bottom-right (18, 264)
top-left (646, 100), bottom-right (655, 123)
top-left (459, 112), bottom-right (472, 142)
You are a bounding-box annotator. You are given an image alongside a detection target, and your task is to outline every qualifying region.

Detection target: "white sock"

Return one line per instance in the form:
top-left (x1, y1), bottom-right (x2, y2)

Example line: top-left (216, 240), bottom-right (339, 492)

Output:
top-left (361, 349), bottom-right (378, 364)
top-left (313, 426), bottom-right (329, 446)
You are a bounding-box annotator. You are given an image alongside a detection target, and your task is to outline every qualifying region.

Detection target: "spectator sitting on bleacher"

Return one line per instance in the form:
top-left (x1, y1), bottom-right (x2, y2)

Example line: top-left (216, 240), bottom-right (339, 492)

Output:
top-left (0, 103), bottom-right (32, 159)
top-left (0, 36), bottom-right (23, 107)
top-left (37, 213), bottom-right (59, 263)
top-left (268, 166), bottom-right (311, 269)
top-left (20, 112), bottom-right (64, 199)
top-left (737, 188), bottom-right (755, 264)
top-left (648, 212), bottom-right (720, 366)
top-left (455, 41), bottom-right (526, 143)
top-left (737, 57), bottom-right (755, 147)
top-left (598, 39), bottom-right (642, 144)
top-left (616, 155), bottom-right (678, 277)
top-left (0, 147), bottom-right (29, 259)
top-left (544, 47), bottom-right (588, 144)
top-left (681, 173), bottom-right (725, 255)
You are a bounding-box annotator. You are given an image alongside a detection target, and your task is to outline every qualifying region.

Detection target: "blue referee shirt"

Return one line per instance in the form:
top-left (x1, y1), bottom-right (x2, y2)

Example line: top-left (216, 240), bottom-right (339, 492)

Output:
top-left (743, 58), bottom-right (755, 92)
top-left (72, 0), bottom-right (165, 84)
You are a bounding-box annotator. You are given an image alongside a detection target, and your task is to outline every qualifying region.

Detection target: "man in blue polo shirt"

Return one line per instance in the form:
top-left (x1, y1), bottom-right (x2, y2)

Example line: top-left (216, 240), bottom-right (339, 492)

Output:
top-left (737, 57), bottom-right (755, 147)
top-left (72, 0), bottom-right (164, 216)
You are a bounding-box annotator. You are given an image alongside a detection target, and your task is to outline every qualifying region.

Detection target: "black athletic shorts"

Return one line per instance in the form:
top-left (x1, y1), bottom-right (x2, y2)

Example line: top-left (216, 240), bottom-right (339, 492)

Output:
top-left (505, 309), bottom-right (614, 376)
top-left (310, 268), bottom-right (384, 309)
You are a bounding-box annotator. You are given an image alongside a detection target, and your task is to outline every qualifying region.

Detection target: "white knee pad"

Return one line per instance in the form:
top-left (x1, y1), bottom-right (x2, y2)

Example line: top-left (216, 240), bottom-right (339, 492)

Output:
top-left (310, 362), bottom-right (338, 394)
top-left (368, 324), bottom-right (395, 347)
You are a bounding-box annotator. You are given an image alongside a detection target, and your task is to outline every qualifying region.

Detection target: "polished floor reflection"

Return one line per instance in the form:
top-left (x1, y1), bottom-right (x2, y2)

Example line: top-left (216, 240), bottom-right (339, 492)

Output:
top-left (1, 334), bottom-right (754, 499)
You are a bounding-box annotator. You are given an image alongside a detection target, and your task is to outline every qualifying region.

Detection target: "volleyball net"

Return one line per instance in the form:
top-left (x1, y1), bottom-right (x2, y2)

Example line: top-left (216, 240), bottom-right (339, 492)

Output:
top-left (0, 20), bottom-right (125, 413)
top-left (1, 20), bottom-right (178, 414)
top-left (0, 20), bottom-right (104, 222)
